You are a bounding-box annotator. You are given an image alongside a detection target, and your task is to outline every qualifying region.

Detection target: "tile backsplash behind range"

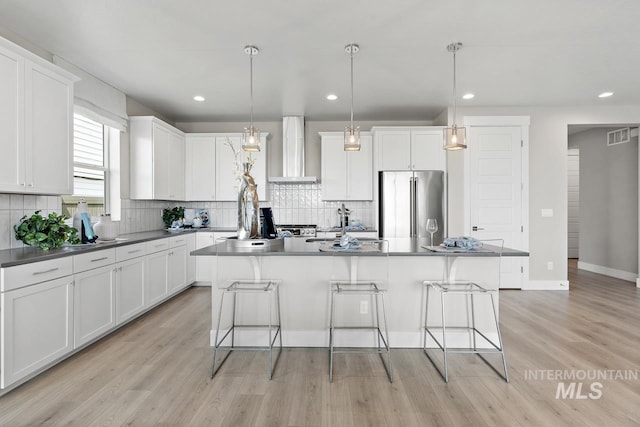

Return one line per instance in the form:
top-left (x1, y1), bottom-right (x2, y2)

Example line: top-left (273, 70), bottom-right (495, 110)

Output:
top-left (182, 183), bottom-right (374, 229)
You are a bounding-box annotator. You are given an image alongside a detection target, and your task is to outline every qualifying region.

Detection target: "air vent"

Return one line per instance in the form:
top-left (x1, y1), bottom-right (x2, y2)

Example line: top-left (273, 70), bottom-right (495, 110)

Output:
top-left (607, 128), bottom-right (630, 146)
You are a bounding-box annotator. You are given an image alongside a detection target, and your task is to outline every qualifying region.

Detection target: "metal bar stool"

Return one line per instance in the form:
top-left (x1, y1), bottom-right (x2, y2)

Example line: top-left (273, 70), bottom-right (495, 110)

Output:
top-left (328, 240), bottom-right (392, 383)
top-left (211, 278), bottom-right (283, 379)
top-left (423, 239), bottom-right (509, 382)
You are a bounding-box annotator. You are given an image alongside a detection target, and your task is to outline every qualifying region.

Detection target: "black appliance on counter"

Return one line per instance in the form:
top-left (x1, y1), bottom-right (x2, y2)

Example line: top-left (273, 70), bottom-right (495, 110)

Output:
top-left (260, 208), bottom-right (278, 239)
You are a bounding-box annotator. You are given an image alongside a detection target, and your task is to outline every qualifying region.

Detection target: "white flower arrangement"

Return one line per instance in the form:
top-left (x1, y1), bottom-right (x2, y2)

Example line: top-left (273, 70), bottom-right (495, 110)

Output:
top-left (226, 137), bottom-right (255, 181)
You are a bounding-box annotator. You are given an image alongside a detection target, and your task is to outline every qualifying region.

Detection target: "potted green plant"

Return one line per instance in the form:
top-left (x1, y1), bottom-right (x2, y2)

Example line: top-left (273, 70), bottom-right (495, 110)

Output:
top-left (14, 210), bottom-right (80, 250)
top-left (162, 206), bottom-right (185, 228)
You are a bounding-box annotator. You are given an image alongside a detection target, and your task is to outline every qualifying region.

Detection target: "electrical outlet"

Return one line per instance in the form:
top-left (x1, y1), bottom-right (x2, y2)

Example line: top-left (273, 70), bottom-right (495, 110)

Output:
top-left (360, 300), bottom-right (368, 314)
top-left (547, 261), bottom-right (554, 270)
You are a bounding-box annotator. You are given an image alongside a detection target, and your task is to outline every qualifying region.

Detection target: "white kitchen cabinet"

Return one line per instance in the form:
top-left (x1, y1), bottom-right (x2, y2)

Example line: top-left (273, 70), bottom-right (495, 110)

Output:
top-left (146, 248), bottom-right (169, 307)
top-left (195, 232), bottom-right (215, 283)
top-left (0, 38), bottom-right (76, 195)
top-left (373, 127), bottom-right (446, 171)
top-left (1, 275), bottom-right (74, 388)
top-left (0, 44), bottom-right (24, 193)
top-left (185, 134), bottom-right (216, 201)
top-left (320, 132), bottom-right (373, 201)
top-left (168, 245), bottom-right (187, 294)
top-left (73, 264), bottom-right (116, 348)
top-left (130, 116), bottom-right (185, 201)
top-left (168, 235), bottom-right (187, 294)
top-left (186, 233), bottom-right (196, 285)
top-left (215, 134), bottom-right (268, 201)
top-left (115, 256), bottom-right (146, 325)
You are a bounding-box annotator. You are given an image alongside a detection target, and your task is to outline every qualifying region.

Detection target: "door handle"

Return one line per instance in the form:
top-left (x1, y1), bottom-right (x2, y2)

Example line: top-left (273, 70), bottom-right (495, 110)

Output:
top-left (472, 226), bottom-right (485, 231)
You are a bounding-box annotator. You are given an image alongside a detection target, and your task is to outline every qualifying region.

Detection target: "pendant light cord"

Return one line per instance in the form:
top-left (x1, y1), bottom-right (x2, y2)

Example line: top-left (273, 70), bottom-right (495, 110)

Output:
top-left (350, 47), bottom-right (354, 127)
top-left (452, 47), bottom-right (457, 127)
top-left (249, 52), bottom-right (254, 128)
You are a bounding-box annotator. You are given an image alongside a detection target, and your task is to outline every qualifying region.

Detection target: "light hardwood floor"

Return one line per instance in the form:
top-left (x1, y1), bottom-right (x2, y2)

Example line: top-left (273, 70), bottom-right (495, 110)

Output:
top-left (1, 260), bottom-right (639, 426)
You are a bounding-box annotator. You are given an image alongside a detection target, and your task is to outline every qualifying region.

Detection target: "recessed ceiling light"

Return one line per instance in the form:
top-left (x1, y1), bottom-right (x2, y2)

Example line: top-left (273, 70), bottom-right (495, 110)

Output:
top-left (598, 92), bottom-right (613, 98)
top-left (193, 95), bottom-right (205, 102)
top-left (326, 94), bottom-right (338, 101)
top-left (462, 93), bottom-right (475, 100)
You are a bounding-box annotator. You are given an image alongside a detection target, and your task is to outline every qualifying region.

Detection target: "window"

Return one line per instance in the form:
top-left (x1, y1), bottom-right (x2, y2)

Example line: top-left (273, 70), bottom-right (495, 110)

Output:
top-left (62, 113), bottom-right (120, 220)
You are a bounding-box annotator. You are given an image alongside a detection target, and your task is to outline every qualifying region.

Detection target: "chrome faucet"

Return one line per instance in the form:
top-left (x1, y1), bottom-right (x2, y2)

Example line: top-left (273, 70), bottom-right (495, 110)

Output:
top-left (338, 203), bottom-right (350, 236)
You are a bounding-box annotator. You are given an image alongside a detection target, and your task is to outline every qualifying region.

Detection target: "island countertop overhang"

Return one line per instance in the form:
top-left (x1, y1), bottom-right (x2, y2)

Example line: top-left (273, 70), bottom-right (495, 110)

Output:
top-left (191, 237), bottom-right (529, 257)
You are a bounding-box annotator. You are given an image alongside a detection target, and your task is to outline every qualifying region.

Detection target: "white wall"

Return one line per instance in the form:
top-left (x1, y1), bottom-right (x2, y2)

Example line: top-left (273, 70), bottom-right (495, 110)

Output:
top-left (446, 105), bottom-right (640, 283)
top-left (569, 128), bottom-right (638, 276)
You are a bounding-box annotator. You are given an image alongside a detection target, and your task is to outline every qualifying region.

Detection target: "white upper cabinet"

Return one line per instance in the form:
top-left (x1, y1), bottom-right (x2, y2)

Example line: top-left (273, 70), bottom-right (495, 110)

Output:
top-left (185, 133), bottom-right (268, 202)
top-left (373, 127), bottom-right (446, 171)
top-left (0, 37), bottom-right (76, 195)
top-left (130, 116), bottom-right (185, 200)
top-left (185, 134), bottom-right (216, 201)
top-left (320, 132), bottom-right (373, 201)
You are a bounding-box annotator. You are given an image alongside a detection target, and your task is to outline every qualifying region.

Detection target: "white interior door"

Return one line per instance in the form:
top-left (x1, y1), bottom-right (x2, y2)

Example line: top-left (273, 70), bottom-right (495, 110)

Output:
top-left (468, 126), bottom-right (524, 289)
top-left (567, 148), bottom-right (580, 258)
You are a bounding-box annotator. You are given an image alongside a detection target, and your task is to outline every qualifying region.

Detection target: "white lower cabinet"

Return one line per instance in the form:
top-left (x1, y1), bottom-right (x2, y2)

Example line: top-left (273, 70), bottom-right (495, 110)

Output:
top-left (168, 245), bottom-right (187, 294)
top-left (195, 232), bottom-right (215, 283)
top-left (146, 249), bottom-right (169, 307)
top-left (115, 256), bottom-right (146, 325)
top-left (1, 276), bottom-right (74, 388)
top-left (73, 264), bottom-right (116, 348)
top-left (187, 234), bottom-right (196, 284)
top-left (0, 235), bottom-right (195, 391)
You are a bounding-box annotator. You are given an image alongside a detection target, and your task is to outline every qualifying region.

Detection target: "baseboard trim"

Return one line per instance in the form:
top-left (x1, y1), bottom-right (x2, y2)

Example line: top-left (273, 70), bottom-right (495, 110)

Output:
top-left (637, 278), bottom-right (640, 288)
top-left (523, 280), bottom-right (569, 291)
top-left (577, 261), bottom-right (637, 282)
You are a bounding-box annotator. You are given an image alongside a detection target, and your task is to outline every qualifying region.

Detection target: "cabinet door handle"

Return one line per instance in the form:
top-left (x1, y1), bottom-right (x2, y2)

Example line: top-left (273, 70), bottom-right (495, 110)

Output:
top-left (28, 183), bottom-right (34, 187)
top-left (154, 244), bottom-right (164, 248)
top-left (33, 267), bottom-right (59, 275)
top-left (472, 226), bottom-right (485, 231)
top-left (91, 257), bottom-right (109, 262)
top-left (128, 249), bottom-right (142, 254)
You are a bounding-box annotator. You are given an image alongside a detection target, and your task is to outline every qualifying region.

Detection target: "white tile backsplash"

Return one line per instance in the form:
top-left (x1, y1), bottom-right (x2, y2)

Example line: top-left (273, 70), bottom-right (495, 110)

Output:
top-left (0, 183), bottom-right (375, 250)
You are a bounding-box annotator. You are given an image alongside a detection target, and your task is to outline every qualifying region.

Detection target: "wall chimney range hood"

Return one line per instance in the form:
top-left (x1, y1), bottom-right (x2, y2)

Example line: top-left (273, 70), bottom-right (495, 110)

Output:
top-left (268, 116), bottom-right (317, 183)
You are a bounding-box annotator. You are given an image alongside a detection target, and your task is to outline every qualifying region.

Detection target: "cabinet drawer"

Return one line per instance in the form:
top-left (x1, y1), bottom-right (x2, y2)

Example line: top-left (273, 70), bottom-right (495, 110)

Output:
top-left (115, 243), bottom-right (147, 262)
top-left (74, 249), bottom-right (116, 273)
top-left (146, 238), bottom-right (169, 253)
top-left (169, 235), bottom-right (188, 248)
top-left (1, 257), bottom-right (73, 292)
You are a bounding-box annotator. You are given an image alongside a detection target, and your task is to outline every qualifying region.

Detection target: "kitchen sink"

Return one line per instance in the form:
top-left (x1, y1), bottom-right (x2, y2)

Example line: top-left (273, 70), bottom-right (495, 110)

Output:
top-left (224, 237), bottom-right (285, 252)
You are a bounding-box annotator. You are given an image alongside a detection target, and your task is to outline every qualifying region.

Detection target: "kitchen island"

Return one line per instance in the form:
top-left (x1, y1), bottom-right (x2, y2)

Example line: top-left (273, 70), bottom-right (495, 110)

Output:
top-left (193, 237), bottom-right (528, 348)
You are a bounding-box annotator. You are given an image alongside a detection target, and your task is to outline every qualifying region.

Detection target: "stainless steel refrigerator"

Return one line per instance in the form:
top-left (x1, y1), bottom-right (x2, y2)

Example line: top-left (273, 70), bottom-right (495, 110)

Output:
top-left (379, 170), bottom-right (445, 243)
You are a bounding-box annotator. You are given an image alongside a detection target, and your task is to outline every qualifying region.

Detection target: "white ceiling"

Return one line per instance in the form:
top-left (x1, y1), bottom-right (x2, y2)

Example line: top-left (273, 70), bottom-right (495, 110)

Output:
top-left (1, 0), bottom-right (639, 122)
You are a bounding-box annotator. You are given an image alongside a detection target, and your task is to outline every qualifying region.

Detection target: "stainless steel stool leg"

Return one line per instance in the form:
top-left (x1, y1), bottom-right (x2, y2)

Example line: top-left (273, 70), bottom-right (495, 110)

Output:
top-left (329, 286), bottom-right (336, 383)
top-left (491, 292), bottom-right (509, 382)
top-left (441, 291), bottom-right (448, 383)
top-left (380, 292), bottom-right (393, 383)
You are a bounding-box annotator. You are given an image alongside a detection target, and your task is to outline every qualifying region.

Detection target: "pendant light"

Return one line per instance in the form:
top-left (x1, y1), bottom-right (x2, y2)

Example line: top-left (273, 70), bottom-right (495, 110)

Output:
top-left (443, 42), bottom-right (467, 150)
top-left (242, 45), bottom-right (260, 152)
top-left (344, 43), bottom-right (360, 151)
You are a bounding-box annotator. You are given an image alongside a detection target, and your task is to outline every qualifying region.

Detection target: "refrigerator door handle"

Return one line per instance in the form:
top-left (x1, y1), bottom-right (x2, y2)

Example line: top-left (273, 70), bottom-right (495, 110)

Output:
top-left (409, 177), bottom-right (415, 236)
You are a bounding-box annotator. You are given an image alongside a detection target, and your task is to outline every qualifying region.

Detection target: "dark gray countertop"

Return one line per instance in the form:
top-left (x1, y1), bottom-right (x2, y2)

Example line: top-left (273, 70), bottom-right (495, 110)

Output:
top-left (0, 227), bottom-right (231, 268)
top-left (192, 237), bottom-right (529, 257)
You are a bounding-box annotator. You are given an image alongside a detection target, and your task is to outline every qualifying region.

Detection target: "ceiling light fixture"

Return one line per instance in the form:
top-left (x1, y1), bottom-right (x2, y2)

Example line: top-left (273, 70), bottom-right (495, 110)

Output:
top-left (242, 45), bottom-right (260, 152)
top-left (193, 95), bottom-right (205, 102)
top-left (326, 94), bottom-right (338, 101)
top-left (598, 91), bottom-right (614, 98)
top-left (443, 42), bottom-right (467, 151)
top-left (344, 43), bottom-right (360, 151)
top-left (462, 93), bottom-right (475, 100)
